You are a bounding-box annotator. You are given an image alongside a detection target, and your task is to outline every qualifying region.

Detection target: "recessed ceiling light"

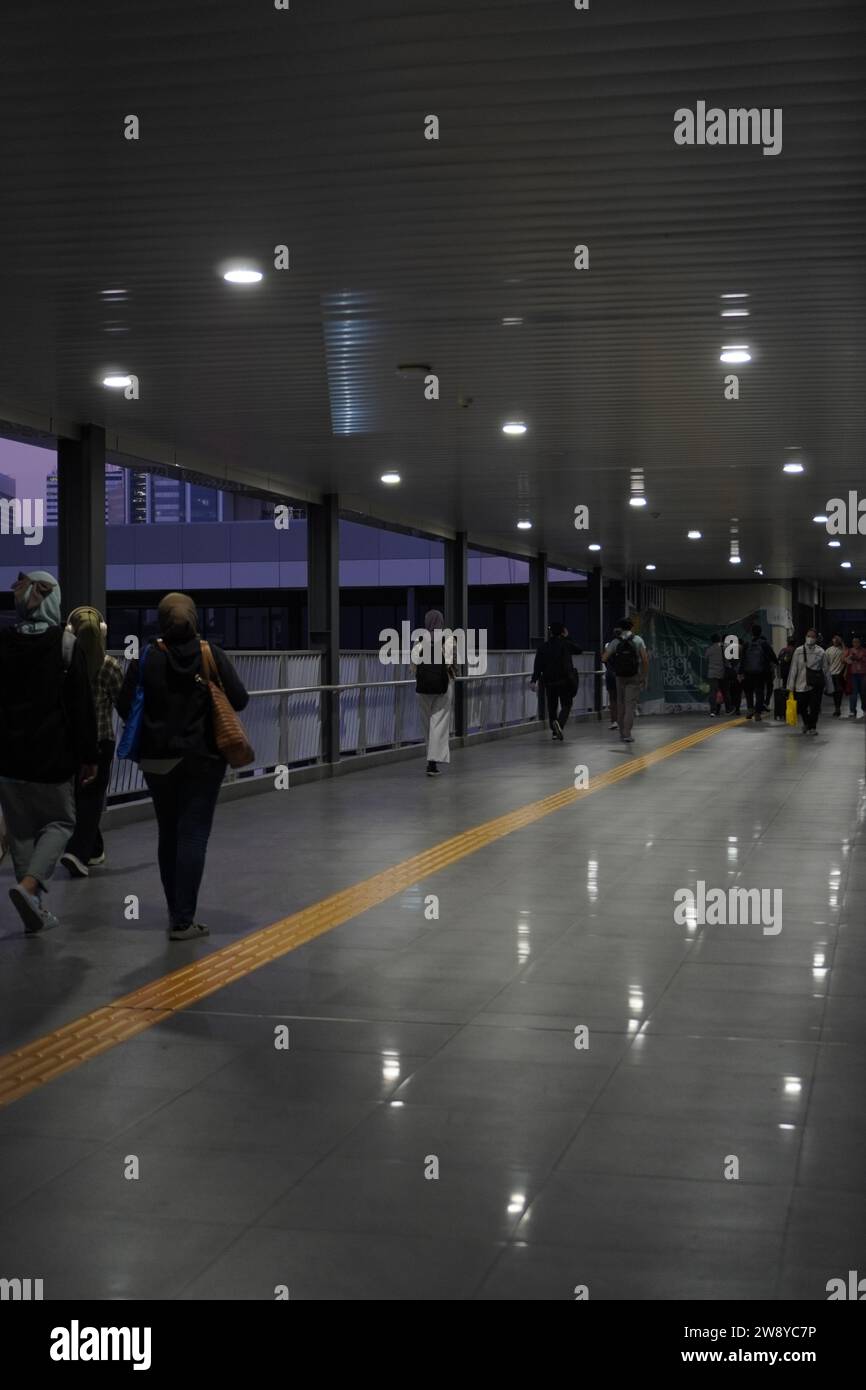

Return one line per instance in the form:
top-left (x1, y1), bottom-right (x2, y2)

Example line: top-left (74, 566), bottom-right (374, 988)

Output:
top-left (502, 317), bottom-right (523, 326)
top-left (380, 472), bottom-right (401, 485)
top-left (828, 540), bottom-right (841, 548)
top-left (720, 293), bottom-right (749, 300)
top-left (687, 529), bottom-right (702, 540)
top-left (629, 496), bottom-right (647, 508)
top-left (502, 421), bottom-right (527, 435)
top-left (102, 374), bottom-right (132, 388)
top-left (224, 268), bottom-right (263, 284)
top-left (783, 461), bottom-right (804, 474)
top-left (588, 543), bottom-right (601, 552)
top-left (813, 514), bottom-right (828, 523)
top-left (721, 309), bottom-right (750, 317)
top-left (841, 561), bottom-right (852, 569)
top-left (720, 345), bottom-right (751, 364)
top-left (729, 555), bottom-right (742, 564)
top-left (645, 564), bottom-right (656, 571)
top-left (516, 519), bottom-right (532, 530)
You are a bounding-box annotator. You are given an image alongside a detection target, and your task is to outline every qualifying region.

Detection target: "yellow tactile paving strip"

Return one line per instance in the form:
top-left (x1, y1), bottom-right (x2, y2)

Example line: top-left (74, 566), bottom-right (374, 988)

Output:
top-left (0, 719), bottom-right (743, 1106)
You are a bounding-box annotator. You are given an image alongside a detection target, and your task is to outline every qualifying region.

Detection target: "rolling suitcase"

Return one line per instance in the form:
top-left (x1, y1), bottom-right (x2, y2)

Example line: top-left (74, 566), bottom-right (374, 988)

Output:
top-left (773, 685), bottom-right (787, 720)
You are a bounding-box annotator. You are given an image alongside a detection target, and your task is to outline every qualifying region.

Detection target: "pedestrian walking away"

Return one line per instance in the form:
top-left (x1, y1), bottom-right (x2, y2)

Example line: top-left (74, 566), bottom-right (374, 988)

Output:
top-left (606, 618), bottom-right (649, 744)
top-left (531, 622), bottom-right (583, 741)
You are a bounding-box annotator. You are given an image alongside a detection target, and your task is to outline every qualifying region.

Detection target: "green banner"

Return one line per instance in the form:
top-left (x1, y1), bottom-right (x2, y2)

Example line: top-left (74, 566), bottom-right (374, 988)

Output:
top-left (639, 609), bottom-right (769, 711)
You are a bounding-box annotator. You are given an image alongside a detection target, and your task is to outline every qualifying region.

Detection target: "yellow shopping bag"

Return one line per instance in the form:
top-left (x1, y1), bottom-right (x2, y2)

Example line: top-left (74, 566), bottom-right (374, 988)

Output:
top-left (786, 693), bottom-right (798, 726)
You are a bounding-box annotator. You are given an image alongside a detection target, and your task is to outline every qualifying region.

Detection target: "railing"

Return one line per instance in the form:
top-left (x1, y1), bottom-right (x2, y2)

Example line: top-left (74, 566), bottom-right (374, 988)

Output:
top-left (106, 648), bottom-right (606, 803)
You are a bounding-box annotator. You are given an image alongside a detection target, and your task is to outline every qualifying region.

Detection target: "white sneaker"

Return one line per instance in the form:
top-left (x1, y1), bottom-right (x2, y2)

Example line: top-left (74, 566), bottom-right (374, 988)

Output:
top-left (9, 885), bottom-right (57, 934)
top-left (609, 722), bottom-right (618, 730)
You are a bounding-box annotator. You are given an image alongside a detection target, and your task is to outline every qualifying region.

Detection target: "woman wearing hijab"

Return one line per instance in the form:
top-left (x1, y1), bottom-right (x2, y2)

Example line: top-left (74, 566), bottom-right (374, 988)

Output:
top-left (59, 607), bottom-right (124, 877)
top-left (411, 610), bottom-right (456, 776)
top-left (0, 571), bottom-right (98, 933)
top-left (116, 592), bottom-right (248, 940)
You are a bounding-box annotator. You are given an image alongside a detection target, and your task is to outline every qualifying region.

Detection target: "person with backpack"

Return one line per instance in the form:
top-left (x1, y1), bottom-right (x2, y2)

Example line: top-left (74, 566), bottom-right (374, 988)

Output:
top-left (0, 571), bottom-right (98, 934)
top-left (739, 624), bottom-right (777, 722)
top-left (116, 592), bottom-right (248, 939)
top-left (825, 634), bottom-right (848, 719)
top-left (704, 634), bottom-right (725, 717)
top-left (531, 622), bottom-right (583, 741)
top-left (59, 607), bottom-right (124, 877)
top-left (606, 617), bottom-right (649, 744)
top-left (602, 626), bottom-right (621, 729)
top-left (787, 629), bottom-right (831, 735)
top-left (412, 609), bottom-right (455, 775)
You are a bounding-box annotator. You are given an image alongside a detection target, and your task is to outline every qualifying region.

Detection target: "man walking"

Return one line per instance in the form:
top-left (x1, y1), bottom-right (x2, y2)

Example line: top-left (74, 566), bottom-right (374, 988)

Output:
top-left (605, 618), bottom-right (649, 745)
top-left (739, 624), bottom-right (777, 722)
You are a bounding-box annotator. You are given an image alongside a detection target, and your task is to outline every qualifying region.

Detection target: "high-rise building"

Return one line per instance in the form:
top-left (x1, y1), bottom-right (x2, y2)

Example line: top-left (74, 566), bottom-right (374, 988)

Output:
top-left (45, 472), bottom-right (58, 525)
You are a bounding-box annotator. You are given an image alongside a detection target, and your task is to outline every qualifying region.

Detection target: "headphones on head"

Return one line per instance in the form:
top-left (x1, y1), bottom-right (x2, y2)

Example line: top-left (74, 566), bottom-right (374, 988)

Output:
top-left (66, 606), bottom-right (108, 637)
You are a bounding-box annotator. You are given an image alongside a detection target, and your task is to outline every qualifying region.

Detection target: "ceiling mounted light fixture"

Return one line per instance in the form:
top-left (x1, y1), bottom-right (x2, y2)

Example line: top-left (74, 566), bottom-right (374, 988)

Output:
top-left (720, 345), bottom-right (751, 364)
top-left (783, 461), bottom-right (804, 474)
top-left (813, 514), bottom-right (828, 523)
top-left (516, 519), bottom-right (532, 530)
top-left (645, 564), bottom-right (656, 571)
top-left (502, 421), bottom-right (527, 435)
top-left (828, 540), bottom-right (841, 548)
top-left (102, 374), bottom-right (132, 388)
top-left (629, 496), bottom-right (647, 508)
top-left (223, 268), bottom-right (263, 284)
top-left (380, 472), bottom-right (401, 485)
top-left (841, 561), bottom-right (852, 569)
top-left (588, 543), bottom-right (601, 552)
top-left (687, 529), bottom-right (702, 540)
top-left (720, 293), bottom-right (749, 300)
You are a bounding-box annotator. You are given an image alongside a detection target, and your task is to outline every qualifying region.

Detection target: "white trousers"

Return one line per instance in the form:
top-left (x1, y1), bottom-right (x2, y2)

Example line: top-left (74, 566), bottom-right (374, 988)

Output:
top-left (417, 681), bottom-right (453, 763)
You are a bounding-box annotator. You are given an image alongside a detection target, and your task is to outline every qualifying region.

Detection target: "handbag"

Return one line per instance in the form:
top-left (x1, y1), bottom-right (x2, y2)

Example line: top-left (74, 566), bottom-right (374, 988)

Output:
top-left (198, 641), bottom-right (255, 768)
top-left (117, 643), bottom-right (150, 761)
top-left (786, 692), bottom-right (798, 726)
top-left (802, 647), bottom-right (824, 692)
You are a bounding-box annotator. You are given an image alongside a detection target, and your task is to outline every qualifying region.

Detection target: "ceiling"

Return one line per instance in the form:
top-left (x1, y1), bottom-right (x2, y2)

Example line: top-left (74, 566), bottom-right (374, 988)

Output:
top-left (1, 0), bottom-right (864, 583)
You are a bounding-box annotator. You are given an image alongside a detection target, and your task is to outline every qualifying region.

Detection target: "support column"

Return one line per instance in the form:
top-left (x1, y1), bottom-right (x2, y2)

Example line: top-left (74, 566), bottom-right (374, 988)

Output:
top-left (307, 494), bottom-right (340, 764)
top-left (588, 564), bottom-right (604, 720)
top-left (57, 425), bottom-right (106, 615)
top-left (528, 551), bottom-right (548, 720)
top-left (445, 530), bottom-right (468, 737)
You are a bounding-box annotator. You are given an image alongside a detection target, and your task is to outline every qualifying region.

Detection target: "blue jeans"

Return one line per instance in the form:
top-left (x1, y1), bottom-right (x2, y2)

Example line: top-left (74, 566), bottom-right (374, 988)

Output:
top-left (144, 758), bottom-right (225, 928)
top-left (850, 674), bottom-right (865, 715)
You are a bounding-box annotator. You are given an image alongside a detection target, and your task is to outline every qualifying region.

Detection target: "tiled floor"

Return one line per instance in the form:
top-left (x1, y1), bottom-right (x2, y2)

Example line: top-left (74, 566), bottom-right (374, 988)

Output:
top-left (1, 713), bottom-right (864, 1299)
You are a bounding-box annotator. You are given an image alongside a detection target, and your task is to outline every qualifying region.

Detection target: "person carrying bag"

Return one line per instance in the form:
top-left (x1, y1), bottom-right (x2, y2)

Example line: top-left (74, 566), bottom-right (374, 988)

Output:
top-left (116, 592), bottom-right (250, 940)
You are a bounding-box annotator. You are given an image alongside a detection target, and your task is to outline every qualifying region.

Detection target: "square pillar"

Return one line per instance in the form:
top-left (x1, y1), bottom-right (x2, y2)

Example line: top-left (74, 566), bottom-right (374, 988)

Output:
top-left (588, 564), bottom-right (604, 720)
top-left (445, 530), bottom-right (468, 737)
top-left (57, 425), bottom-right (106, 616)
top-left (307, 494), bottom-right (340, 764)
top-left (528, 551), bottom-right (548, 720)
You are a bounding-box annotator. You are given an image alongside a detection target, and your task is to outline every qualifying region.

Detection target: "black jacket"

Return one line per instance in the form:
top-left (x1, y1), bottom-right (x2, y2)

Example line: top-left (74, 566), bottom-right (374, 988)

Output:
top-left (0, 627), bottom-right (98, 782)
top-left (117, 638), bottom-right (249, 762)
top-left (532, 636), bottom-right (583, 688)
top-left (740, 637), bottom-right (777, 676)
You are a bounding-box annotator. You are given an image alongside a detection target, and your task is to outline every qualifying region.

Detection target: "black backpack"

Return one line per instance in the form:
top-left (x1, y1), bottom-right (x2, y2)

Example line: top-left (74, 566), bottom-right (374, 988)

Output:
top-left (612, 633), bottom-right (639, 677)
top-left (415, 661), bottom-right (449, 696)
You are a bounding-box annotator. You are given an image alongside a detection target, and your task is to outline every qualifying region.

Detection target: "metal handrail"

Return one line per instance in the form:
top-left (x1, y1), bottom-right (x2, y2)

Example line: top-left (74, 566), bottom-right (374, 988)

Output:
top-left (245, 670), bottom-right (535, 697)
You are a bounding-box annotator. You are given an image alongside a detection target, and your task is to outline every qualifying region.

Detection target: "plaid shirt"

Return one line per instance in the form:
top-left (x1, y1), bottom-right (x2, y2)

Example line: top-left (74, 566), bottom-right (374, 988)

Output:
top-left (94, 655), bottom-right (124, 743)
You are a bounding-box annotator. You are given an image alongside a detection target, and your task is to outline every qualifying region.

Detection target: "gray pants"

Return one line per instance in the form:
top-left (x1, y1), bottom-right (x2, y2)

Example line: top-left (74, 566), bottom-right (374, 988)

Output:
top-left (0, 777), bottom-right (75, 890)
top-left (614, 677), bottom-right (641, 738)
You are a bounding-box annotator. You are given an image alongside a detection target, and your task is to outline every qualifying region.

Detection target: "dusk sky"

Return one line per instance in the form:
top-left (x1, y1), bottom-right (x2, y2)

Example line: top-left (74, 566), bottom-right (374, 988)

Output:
top-left (0, 436), bottom-right (54, 498)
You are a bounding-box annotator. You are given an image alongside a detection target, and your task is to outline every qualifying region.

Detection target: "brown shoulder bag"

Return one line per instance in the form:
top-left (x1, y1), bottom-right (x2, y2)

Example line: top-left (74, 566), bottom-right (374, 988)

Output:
top-left (197, 641), bottom-right (255, 768)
